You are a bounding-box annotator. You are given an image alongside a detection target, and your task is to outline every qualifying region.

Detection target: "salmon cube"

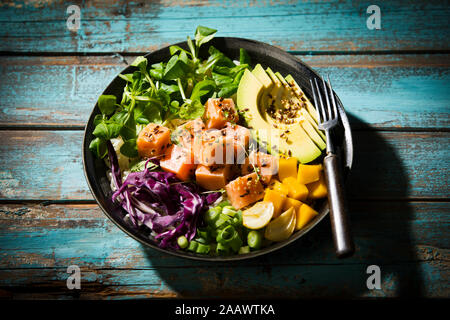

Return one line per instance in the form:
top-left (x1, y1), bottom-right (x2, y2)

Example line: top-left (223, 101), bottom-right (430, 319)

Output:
top-left (137, 123), bottom-right (171, 158)
top-left (184, 117), bottom-right (205, 134)
top-left (198, 129), bottom-right (235, 166)
top-left (222, 122), bottom-right (251, 163)
top-left (160, 145), bottom-right (196, 181)
top-left (174, 118), bottom-right (204, 159)
top-left (195, 165), bottom-right (231, 190)
top-left (204, 98), bottom-right (239, 129)
top-left (241, 151), bottom-right (278, 185)
top-left (225, 172), bottom-right (265, 210)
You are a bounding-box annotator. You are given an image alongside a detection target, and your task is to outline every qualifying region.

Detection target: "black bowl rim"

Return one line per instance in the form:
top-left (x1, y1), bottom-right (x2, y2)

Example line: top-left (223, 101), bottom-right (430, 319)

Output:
top-left (82, 37), bottom-right (353, 261)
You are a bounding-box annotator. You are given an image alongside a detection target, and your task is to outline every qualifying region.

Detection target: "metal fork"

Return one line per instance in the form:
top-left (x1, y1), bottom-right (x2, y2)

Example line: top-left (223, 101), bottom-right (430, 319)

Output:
top-left (311, 76), bottom-right (355, 258)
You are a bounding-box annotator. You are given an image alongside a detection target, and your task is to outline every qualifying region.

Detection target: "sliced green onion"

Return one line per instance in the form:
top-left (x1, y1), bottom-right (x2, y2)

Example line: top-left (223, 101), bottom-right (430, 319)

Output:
top-left (216, 242), bottom-right (230, 255)
top-left (187, 240), bottom-right (198, 252)
top-left (205, 206), bottom-right (222, 224)
top-left (217, 225), bottom-right (243, 253)
top-left (238, 246), bottom-right (250, 254)
top-left (247, 230), bottom-right (263, 250)
top-left (217, 200), bottom-right (231, 208)
top-left (216, 225), bottom-right (234, 243)
top-left (197, 229), bottom-right (210, 241)
top-left (177, 236), bottom-right (189, 249)
top-left (195, 237), bottom-right (208, 244)
top-left (196, 243), bottom-right (211, 254)
top-left (236, 210), bottom-right (243, 224)
top-left (222, 206), bottom-right (237, 217)
top-left (213, 213), bottom-right (231, 229)
top-left (199, 201), bottom-right (247, 256)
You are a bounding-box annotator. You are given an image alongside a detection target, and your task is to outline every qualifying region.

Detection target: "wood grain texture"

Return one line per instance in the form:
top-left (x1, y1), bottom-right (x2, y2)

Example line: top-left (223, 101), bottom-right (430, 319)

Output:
top-left (0, 202), bottom-right (448, 298)
top-left (0, 54), bottom-right (449, 129)
top-left (0, 0), bottom-right (449, 53)
top-left (0, 130), bottom-right (448, 200)
top-left (0, 0), bottom-right (448, 301)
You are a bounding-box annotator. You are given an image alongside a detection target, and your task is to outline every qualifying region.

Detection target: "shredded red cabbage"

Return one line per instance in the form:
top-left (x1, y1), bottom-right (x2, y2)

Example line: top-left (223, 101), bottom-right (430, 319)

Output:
top-left (107, 141), bottom-right (221, 249)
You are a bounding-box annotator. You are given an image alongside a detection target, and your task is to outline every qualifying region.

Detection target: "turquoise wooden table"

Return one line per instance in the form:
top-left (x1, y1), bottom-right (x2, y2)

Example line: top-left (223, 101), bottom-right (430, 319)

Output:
top-left (0, 0), bottom-right (448, 299)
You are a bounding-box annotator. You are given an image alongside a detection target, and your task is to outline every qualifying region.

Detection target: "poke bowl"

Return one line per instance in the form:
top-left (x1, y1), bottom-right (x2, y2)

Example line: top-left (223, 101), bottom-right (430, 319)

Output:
top-left (82, 27), bottom-right (353, 261)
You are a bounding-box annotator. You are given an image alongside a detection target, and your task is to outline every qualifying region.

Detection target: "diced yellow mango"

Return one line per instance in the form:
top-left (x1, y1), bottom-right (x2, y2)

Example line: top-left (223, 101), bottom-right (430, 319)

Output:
top-left (263, 189), bottom-right (287, 218)
top-left (278, 157), bottom-right (298, 181)
top-left (282, 177), bottom-right (308, 201)
top-left (297, 164), bottom-right (323, 185)
top-left (268, 180), bottom-right (289, 195)
top-left (282, 197), bottom-right (304, 213)
top-left (307, 172), bottom-right (328, 199)
top-left (296, 203), bottom-right (318, 230)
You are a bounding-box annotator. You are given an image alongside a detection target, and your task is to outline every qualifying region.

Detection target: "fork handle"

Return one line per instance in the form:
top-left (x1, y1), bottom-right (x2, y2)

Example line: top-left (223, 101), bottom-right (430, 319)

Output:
top-left (323, 153), bottom-right (355, 258)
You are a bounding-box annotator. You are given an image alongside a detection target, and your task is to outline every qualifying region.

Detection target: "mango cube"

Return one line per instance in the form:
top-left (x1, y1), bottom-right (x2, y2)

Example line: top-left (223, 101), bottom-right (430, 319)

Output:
top-left (282, 197), bottom-right (304, 213)
top-left (307, 172), bottom-right (328, 199)
top-left (268, 180), bottom-right (289, 195)
top-left (282, 177), bottom-right (308, 201)
top-left (296, 203), bottom-right (318, 230)
top-left (263, 189), bottom-right (287, 218)
top-left (297, 164), bottom-right (323, 185)
top-left (278, 157), bottom-right (298, 181)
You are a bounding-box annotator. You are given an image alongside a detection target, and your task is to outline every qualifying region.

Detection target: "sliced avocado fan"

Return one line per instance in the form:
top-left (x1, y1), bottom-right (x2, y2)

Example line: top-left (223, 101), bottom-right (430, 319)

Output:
top-left (236, 69), bottom-right (322, 164)
top-left (274, 72), bottom-right (326, 149)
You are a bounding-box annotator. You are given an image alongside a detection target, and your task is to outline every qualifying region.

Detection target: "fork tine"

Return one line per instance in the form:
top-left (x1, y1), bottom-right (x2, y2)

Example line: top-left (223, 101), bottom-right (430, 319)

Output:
top-left (314, 78), bottom-right (327, 122)
top-left (310, 79), bottom-right (322, 123)
top-left (322, 76), bottom-right (332, 120)
top-left (327, 75), bottom-right (338, 120)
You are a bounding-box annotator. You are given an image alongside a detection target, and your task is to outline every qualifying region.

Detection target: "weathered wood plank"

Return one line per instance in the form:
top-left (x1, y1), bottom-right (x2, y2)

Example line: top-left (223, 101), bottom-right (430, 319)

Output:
top-left (0, 202), bottom-right (448, 299)
top-left (0, 202), bottom-right (448, 270)
top-left (0, 54), bottom-right (449, 129)
top-left (0, 130), bottom-right (448, 200)
top-left (348, 131), bottom-right (450, 199)
top-left (0, 260), bottom-right (447, 299)
top-left (0, 0), bottom-right (449, 53)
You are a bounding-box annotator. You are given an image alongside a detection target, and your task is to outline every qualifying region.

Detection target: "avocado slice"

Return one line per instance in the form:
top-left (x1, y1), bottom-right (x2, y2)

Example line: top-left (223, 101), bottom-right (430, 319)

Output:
top-left (252, 64), bottom-right (273, 118)
top-left (274, 72), bottom-right (326, 147)
top-left (275, 71), bottom-right (289, 87)
top-left (252, 64), bottom-right (273, 91)
top-left (299, 113), bottom-right (326, 150)
top-left (275, 72), bottom-right (326, 150)
top-left (237, 70), bottom-right (275, 153)
top-left (266, 116), bottom-right (322, 163)
top-left (285, 74), bottom-right (319, 122)
top-left (237, 69), bottom-right (322, 163)
top-left (237, 69), bottom-right (266, 131)
top-left (300, 108), bottom-right (326, 142)
top-left (265, 67), bottom-right (283, 109)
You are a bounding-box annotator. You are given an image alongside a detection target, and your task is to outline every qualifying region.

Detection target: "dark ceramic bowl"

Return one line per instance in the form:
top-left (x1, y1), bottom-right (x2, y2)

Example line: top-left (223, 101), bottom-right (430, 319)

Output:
top-left (82, 37), bottom-right (353, 261)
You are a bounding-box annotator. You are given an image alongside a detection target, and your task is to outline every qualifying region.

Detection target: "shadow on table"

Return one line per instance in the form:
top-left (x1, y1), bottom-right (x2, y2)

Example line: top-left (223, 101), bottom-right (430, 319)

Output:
top-left (144, 113), bottom-right (420, 298)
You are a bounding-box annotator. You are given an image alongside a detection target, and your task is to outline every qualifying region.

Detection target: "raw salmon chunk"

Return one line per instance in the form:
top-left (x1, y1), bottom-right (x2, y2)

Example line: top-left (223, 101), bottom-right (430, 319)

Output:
top-left (137, 123), bottom-right (171, 158)
top-left (222, 122), bottom-right (251, 162)
top-left (204, 98), bottom-right (239, 129)
top-left (195, 165), bottom-right (231, 190)
top-left (225, 172), bottom-right (265, 209)
top-left (241, 151), bottom-right (278, 184)
top-left (174, 118), bottom-right (204, 157)
top-left (160, 145), bottom-right (196, 181)
top-left (198, 129), bottom-right (234, 166)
